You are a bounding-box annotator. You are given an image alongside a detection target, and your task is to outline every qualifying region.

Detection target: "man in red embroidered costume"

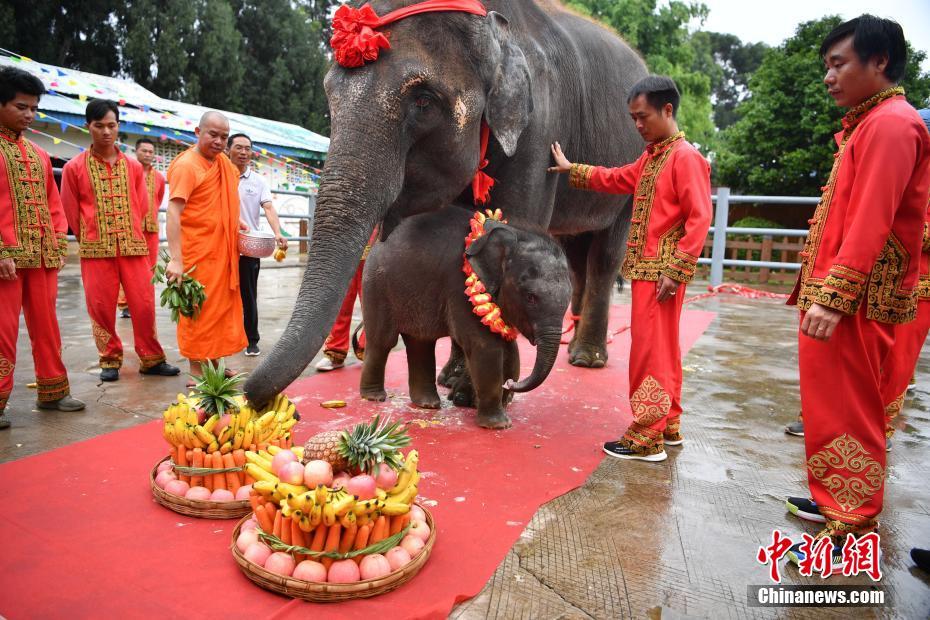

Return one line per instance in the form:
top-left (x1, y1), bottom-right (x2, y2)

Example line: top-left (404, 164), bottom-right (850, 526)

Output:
top-left (0, 66), bottom-right (85, 428)
top-left (879, 109), bottom-right (930, 445)
top-left (550, 75), bottom-right (712, 462)
top-left (116, 137), bottom-right (165, 319)
top-left (783, 16), bottom-right (930, 570)
top-left (62, 99), bottom-right (179, 382)
top-left (316, 228), bottom-right (378, 371)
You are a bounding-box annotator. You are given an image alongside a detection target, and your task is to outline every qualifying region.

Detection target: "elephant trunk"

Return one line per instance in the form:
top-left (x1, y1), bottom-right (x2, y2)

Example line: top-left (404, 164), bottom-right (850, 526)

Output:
top-left (505, 326), bottom-right (563, 393)
top-left (244, 129), bottom-right (402, 406)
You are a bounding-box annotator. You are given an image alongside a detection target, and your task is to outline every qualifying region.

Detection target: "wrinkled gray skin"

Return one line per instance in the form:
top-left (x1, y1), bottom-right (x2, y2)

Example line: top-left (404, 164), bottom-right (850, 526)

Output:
top-left (246, 0), bottom-right (646, 406)
top-left (360, 207), bottom-right (571, 429)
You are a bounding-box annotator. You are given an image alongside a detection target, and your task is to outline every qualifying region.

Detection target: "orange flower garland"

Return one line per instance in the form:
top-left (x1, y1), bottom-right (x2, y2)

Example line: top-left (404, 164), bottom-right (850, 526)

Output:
top-left (463, 209), bottom-right (519, 341)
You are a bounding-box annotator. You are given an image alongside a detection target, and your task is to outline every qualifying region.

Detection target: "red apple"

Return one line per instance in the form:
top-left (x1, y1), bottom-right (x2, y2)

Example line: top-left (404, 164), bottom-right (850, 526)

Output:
top-left (375, 463), bottom-right (399, 489)
top-left (346, 474), bottom-right (377, 500)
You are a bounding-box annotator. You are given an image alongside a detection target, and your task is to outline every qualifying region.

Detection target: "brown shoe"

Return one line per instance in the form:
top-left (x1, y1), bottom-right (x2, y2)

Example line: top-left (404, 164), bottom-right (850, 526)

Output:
top-left (37, 394), bottom-right (86, 412)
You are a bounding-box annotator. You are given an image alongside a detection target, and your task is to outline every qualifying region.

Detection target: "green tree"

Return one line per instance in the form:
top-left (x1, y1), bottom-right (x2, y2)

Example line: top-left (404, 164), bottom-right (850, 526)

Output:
top-left (716, 16), bottom-right (930, 196)
top-left (567, 0), bottom-right (716, 149)
top-left (188, 0), bottom-right (245, 110)
top-left (691, 31), bottom-right (768, 129)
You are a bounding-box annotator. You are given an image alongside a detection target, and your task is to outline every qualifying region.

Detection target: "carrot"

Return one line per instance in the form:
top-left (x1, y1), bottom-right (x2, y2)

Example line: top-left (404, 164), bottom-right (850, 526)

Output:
top-left (249, 443), bottom-right (257, 452)
top-left (176, 445), bottom-right (191, 484)
top-left (370, 516), bottom-right (388, 544)
top-left (309, 524), bottom-right (327, 552)
top-left (339, 523), bottom-right (358, 555)
top-left (169, 446), bottom-right (178, 468)
top-left (273, 510), bottom-right (283, 539)
top-left (254, 506), bottom-right (274, 533)
top-left (249, 494), bottom-right (263, 513)
top-left (258, 442), bottom-right (268, 452)
top-left (203, 453), bottom-right (214, 491)
top-left (190, 448), bottom-right (204, 488)
top-left (321, 523), bottom-right (342, 570)
top-left (389, 514), bottom-right (410, 537)
top-left (223, 453), bottom-right (240, 494)
top-left (352, 524), bottom-right (371, 565)
top-left (264, 501), bottom-right (278, 525)
top-left (212, 451), bottom-right (226, 491)
top-left (291, 518), bottom-right (307, 562)
top-left (232, 449), bottom-right (247, 486)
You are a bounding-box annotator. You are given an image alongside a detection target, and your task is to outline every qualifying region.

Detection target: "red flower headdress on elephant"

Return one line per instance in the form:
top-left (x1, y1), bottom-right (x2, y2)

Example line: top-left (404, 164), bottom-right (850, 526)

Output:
top-left (331, 0), bottom-right (495, 205)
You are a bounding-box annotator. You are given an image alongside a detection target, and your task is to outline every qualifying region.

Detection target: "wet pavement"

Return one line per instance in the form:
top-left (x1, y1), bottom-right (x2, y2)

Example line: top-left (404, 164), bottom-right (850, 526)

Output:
top-left (2, 258), bottom-right (928, 618)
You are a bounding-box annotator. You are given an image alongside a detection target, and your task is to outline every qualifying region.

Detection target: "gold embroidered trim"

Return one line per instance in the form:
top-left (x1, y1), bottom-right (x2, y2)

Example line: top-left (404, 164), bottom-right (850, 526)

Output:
top-left (884, 392), bottom-right (904, 438)
top-left (647, 131), bottom-right (685, 155)
top-left (918, 275), bottom-right (930, 300)
top-left (36, 374), bottom-right (69, 402)
top-left (0, 355), bottom-right (13, 378)
top-left (79, 154), bottom-right (148, 258)
top-left (0, 391), bottom-right (9, 411)
top-left (865, 234), bottom-right (916, 324)
top-left (629, 375), bottom-right (672, 427)
top-left (99, 356), bottom-right (123, 369)
top-left (143, 168), bottom-right (159, 233)
top-left (622, 222), bottom-right (684, 282)
top-left (923, 221), bottom-right (930, 253)
top-left (664, 416), bottom-right (681, 440)
top-left (0, 136), bottom-right (64, 268)
top-left (807, 433), bottom-right (884, 514)
top-left (568, 163), bottom-right (594, 189)
top-left (91, 319), bottom-right (112, 353)
top-left (138, 353), bottom-right (166, 371)
top-left (841, 87), bottom-right (905, 136)
top-left (617, 431), bottom-right (664, 452)
top-left (664, 247), bottom-right (699, 283)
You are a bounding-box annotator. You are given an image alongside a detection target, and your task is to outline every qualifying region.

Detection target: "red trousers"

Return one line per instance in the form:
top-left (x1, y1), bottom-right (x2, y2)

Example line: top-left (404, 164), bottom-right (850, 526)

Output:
top-left (0, 266), bottom-right (70, 410)
top-left (881, 299), bottom-right (930, 437)
top-left (81, 254), bottom-right (165, 370)
top-left (118, 232), bottom-right (158, 308)
top-left (323, 261), bottom-right (366, 362)
top-left (799, 307), bottom-right (893, 534)
top-left (622, 279), bottom-right (686, 447)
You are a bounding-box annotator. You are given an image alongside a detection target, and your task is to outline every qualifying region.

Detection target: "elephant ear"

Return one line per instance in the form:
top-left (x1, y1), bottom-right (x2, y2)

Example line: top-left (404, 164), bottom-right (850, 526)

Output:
top-left (483, 12), bottom-right (533, 157)
top-left (465, 220), bottom-right (518, 296)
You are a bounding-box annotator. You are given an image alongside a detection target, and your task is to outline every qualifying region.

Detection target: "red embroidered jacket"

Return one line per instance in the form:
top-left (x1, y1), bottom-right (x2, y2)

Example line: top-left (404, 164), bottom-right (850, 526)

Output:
top-left (788, 92), bottom-right (930, 324)
top-left (143, 167), bottom-right (166, 234)
top-left (0, 127), bottom-right (68, 269)
top-left (568, 133), bottom-right (712, 283)
top-left (61, 150), bottom-right (151, 259)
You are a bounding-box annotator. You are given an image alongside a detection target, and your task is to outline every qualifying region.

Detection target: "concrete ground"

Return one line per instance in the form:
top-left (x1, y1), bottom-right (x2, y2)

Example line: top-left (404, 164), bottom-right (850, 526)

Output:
top-left (2, 260), bottom-right (928, 618)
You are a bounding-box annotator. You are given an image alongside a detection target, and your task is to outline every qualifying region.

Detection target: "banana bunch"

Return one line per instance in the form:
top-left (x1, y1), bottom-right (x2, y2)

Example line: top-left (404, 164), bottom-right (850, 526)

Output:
top-left (244, 448), bottom-right (421, 532)
top-left (161, 392), bottom-right (298, 453)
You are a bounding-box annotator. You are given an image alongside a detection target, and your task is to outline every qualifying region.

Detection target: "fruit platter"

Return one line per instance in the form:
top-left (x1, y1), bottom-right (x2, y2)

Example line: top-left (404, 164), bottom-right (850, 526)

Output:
top-left (231, 415), bottom-right (436, 601)
top-left (151, 361), bottom-right (299, 518)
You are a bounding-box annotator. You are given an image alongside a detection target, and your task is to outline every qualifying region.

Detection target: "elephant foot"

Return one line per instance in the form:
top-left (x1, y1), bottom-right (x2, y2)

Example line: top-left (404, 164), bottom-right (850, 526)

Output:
top-left (449, 375), bottom-right (476, 408)
top-left (568, 343), bottom-right (608, 369)
top-left (502, 389), bottom-right (514, 406)
top-left (410, 388), bottom-right (441, 409)
top-left (476, 409), bottom-right (512, 430)
top-left (437, 357), bottom-right (466, 388)
top-left (360, 386), bottom-right (388, 402)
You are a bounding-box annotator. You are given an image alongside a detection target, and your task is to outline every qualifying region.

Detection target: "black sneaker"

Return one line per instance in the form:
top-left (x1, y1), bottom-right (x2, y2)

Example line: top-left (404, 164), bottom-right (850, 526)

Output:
top-left (100, 367), bottom-right (119, 382)
top-left (786, 497), bottom-right (826, 523)
top-left (603, 439), bottom-right (667, 462)
top-left (785, 419), bottom-right (804, 436)
top-left (0, 416), bottom-right (9, 430)
top-left (140, 361), bottom-right (181, 376)
top-left (245, 344), bottom-right (260, 357)
top-left (119, 307), bottom-right (131, 319)
top-left (911, 548), bottom-right (930, 572)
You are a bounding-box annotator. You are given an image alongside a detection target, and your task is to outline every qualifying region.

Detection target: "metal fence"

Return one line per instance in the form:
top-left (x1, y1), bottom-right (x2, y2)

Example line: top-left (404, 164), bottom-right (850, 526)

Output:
top-left (703, 187), bottom-right (817, 286)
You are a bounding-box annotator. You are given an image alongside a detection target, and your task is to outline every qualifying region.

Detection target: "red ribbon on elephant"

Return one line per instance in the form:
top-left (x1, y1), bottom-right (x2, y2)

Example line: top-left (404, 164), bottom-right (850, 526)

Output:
top-left (331, 0), bottom-right (488, 68)
top-left (472, 121), bottom-right (496, 205)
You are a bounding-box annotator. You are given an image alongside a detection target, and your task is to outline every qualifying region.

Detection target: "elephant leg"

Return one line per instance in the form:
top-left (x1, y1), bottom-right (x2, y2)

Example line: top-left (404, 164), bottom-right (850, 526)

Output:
top-left (502, 341), bottom-right (520, 407)
top-left (437, 339), bottom-right (466, 388)
top-left (558, 234), bottom-right (590, 357)
top-left (570, 208), bottom-right (630, 368)
top-left (464, 342), bottom-right (511, 430)
top-left (358, 321), bottom-right (396, 402)
top-left (402, 335), bottom-right (441, 409)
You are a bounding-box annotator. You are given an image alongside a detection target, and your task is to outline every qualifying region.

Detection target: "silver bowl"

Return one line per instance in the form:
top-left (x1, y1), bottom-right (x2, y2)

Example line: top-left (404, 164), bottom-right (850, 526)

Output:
top-left (238, 230), bottom-right (276, 258)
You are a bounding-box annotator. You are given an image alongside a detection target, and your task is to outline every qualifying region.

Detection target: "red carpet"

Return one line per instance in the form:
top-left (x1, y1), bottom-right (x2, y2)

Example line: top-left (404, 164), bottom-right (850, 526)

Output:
top-left (0, 304), bottom-right (714, 619)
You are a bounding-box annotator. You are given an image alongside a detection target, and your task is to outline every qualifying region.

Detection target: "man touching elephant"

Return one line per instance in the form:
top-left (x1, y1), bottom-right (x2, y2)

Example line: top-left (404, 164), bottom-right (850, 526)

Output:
top-left (550, 75), bottom-right (712, 463)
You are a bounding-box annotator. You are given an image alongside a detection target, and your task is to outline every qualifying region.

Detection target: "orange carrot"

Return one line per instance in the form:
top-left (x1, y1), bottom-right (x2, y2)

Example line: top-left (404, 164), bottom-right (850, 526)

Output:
top-left (255, 506), bottom-right (274, 533)
top-left (291, 518), bottom-right (307, 561)
top-left (370, 516), bottom-right (388, 544)
top-left (169, 446), bottom-right (178, 467)
top-left (176, 445), bottom-right (191, 484)
top-left (249, 443), bottom-right (257, 452)
top-left (339, 523), bottom-right (358, 555)
top-left (389, 514), bottom-right (410, 537)
top-left (203, 453), bottom-right (214, 491)
top-left (352, 524), bottom-right (371, 565)
top-left (273, 510), bottom-right (284, 539)
top-left (321, 523), bottom-right (342, 570)
top-left (222, 453), bottom-right (240, 494)
top-left (190, 448), bottom-right (204, 488)
top-left (309, 524), bottom-right (327, 552)
top-left (257, 442), bottom-right (268, 452)
top-left (264, 501), bottom-right (278, 525)
top-left (248, 494), bottom-right (263, 513)
top-left (212, 451), bottom-right (226, 491)
top-left (232, 449), bottom-right (247, 486)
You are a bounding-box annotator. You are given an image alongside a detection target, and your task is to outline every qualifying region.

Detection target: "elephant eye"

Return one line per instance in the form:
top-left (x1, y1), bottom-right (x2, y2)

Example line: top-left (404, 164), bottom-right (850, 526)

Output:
top-left (415, 95), bottom-right (433, 109)
top-left (525, 293), bottom-right (539, 306)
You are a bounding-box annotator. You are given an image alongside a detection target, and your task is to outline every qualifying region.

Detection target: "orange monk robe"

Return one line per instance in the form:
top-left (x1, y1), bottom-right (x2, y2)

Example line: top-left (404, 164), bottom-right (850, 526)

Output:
top-left (166, 148), bottom-right (247, 360)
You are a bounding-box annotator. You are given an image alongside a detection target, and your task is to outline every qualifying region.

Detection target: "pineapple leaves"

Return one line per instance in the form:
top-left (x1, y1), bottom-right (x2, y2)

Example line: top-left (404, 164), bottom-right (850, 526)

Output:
top-left (190, 359), bottom-right (246, 415)
top-left (340, 414), bottom-right (411, 474)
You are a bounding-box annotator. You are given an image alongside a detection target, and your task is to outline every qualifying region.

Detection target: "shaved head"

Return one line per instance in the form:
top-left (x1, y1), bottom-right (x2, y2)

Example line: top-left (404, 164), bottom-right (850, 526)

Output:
top-left (195, 111), bottom-right (230, 160)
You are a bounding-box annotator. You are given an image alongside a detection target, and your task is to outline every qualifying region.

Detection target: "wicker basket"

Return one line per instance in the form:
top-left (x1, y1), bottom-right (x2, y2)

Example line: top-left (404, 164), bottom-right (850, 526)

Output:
top-left (150, 456), bottom-right (251, 519)
top-left (231, 504), bottom-right (436, 601)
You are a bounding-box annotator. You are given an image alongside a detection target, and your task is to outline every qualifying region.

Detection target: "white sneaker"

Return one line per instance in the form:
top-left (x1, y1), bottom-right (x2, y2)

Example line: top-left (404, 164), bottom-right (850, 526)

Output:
top-left (315, 357), bottom-right (344, 372)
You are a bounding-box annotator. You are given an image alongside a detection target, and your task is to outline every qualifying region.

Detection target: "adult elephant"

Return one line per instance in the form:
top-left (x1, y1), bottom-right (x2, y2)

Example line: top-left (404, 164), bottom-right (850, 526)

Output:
top-left (246, 0), bottom-right (647, 406)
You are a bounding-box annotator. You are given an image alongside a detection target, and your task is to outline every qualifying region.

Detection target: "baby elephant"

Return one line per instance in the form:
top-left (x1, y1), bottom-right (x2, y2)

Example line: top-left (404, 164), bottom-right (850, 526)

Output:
top-left (360, 207), bottom-right (572, 429)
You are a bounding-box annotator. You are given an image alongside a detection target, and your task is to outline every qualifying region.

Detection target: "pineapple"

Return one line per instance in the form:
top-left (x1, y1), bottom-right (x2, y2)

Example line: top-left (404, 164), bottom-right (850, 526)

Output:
top-left (191, 359), bottom-right (245, 415)
top-left (302, 414), bottom-right (411, 474)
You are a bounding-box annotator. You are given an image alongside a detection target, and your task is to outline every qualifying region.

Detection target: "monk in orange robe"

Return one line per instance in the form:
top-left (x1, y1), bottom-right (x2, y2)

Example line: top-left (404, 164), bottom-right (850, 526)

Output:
top-left (166, 111), bottom-right (247, 376)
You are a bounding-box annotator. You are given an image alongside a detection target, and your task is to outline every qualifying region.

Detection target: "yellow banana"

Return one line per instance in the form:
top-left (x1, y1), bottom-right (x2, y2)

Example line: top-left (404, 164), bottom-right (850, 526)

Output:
top-left (266, 445), bottom-right (282, 455)
top-left (332, 492), bottom-right (356, 516)
top-left (193, 424), bottom-right (215, 445)
top-left (389, 469), bottom-right (413, 496)
top-left (185, 406), bottom-right (198, 427)
top-left (205, 440), bottom-right (218, 453)
top-left (242, 421), bottom-right (254, 448)
top-left (217, 425), bottom-right (233, 446)
top-left (272, 393), bottom-right (284, 413)
top-left (253, 480), bottom-right (277, 496)
top-left (280, 498), bottom-right (293, 518)
top-left (245, 451), bottom-right (274, 472)
top-left (202, 414), bottom-right (220, 434)
top-left (339, 511), bottom-right (357, 528)
top-left (285, 403), bottom-right (296, 418)
top-left (280, 418), bottom-right (297, 432)
top-left (176, 393), bottom-right (187, 404)
top-left (314, 485), bottom-right (328, 505)
top-left (322, 502), bottom-right (336, 527)
top-left (257, 411), bottom-right (276, 429)
top-left (309, 503), bottom-right (322, 527)
top-left (291, 447), bottom-right (304, 460)
top-left (219, 441), bottom-right (232, 454)
top-left (298, 514), bottom-right (313, 532)
top-left (162, 422), bottom-right (176, 446)
top-left (352, 499), bottom-right (381, 518)
top-left (232, 430), bottom-right (244, 450)
top-left (380, 500), bottom-right (411, 516)
top-left (185, 427), bottom-right (198, 450)
top-left (163, 404), bottom-right (178, 424)
top-left (245, 463), bottom-right (279, 484)
top-left (277, 482), bottom-right (309, 498)
top-left (390, 483), bottom-right (418, 506)
top-left (289, 492), bottom-right (314, 513)
top-left (172, 417), bottom-right (186, 443)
